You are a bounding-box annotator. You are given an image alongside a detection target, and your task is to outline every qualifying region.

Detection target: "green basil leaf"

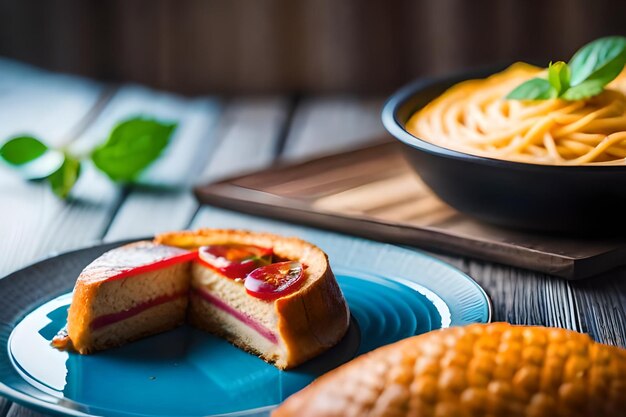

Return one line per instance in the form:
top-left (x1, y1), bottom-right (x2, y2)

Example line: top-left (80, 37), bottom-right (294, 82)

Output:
top-left (48, 155), bottom-right (81, 199)
top-left (548, 61), bottom-right (571, 95)
top-left (0, 136), bottom-right (63, 179)
top-left (18, 150), bottom-right (65, 180)
top-left (568, 36), bottom-right (626, 87)
top-left (506, 78), bottom-right (556, 100)
top-left (560, 79), bottom-right (606, 100)
top-left (91, 117), bottom-right (177, 182)
top-left (0, 136), bottom-right (48, 165)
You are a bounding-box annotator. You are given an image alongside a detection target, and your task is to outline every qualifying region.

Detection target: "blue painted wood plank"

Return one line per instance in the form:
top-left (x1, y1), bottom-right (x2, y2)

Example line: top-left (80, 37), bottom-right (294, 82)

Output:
top-left (281, 97), bottom-right (386, 161)
top-left (0, 60), bottom-right (110, 277)
top-left (0, 58), bottom-right (104, 144)
top-left (198, 98), bottom-right (289, 182)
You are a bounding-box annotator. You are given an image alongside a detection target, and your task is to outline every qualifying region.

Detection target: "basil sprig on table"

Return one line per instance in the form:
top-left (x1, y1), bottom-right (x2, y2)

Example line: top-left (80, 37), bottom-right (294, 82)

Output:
top-left (507, 36), bottom-right (626, 101)
top-left (0, 117), bottom-right (177, 199)
top-left (92, 118), bottom-right (177, 182)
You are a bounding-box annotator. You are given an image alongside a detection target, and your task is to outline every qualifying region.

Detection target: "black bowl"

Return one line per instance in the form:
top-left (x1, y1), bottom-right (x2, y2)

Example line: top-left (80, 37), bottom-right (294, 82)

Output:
top-left (382, 67), bottom-right (626, 234)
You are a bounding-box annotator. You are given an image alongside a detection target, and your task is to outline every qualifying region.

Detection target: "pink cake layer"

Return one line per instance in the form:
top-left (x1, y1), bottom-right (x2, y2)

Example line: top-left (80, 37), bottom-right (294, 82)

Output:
top-left (193, 286), bottom-right (279, 344)
top-left (90, 291), bottom-right (187, 330)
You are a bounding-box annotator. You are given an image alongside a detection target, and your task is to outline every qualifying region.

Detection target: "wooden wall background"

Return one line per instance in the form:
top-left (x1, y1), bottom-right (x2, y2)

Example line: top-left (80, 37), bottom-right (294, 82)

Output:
top-left (1, 0), bottom-right (625, 94)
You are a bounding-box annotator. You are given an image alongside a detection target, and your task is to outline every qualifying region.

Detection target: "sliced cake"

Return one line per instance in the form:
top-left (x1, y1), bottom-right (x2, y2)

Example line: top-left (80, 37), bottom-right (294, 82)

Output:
top-left (54, 242), bottom-right (196, 354)
top-left (54, 229), bottom-right (350, 370)
top-left (157, 229), bottom-right (350, 369)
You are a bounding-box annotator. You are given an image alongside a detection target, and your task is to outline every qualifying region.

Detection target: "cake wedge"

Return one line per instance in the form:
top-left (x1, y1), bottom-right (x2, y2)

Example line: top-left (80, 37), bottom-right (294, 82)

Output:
top-left (54, 242), bottom-right (196, 354)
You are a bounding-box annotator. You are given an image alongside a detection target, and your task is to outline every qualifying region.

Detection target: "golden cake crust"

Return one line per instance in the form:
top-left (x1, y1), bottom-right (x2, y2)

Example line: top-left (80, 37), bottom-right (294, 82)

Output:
top-left (63, 241), bottom-right (190, 354)
top-left (272, 323), bottom-right (626, 417)
top-left (155, 228), bottom-right (350, 369)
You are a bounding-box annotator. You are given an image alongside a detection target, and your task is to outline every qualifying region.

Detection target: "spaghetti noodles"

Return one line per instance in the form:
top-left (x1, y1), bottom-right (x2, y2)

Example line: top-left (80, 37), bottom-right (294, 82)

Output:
top-left (406, 63), bottom-right (626, 165)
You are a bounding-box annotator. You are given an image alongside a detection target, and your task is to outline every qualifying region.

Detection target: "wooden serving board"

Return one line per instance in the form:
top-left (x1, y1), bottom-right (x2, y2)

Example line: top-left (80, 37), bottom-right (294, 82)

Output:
top-left (194, 141), bottom-right (626, 279)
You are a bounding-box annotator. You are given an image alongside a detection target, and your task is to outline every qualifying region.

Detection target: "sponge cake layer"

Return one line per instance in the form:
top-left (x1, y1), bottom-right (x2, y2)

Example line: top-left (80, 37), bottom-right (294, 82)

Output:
top-left (65, 242), bottom-right (192, 353)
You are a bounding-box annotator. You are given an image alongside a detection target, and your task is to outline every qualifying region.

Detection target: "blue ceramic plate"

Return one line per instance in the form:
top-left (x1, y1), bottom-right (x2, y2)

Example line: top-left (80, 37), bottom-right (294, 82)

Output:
top-left (0, 238), bottom-right (490, 417)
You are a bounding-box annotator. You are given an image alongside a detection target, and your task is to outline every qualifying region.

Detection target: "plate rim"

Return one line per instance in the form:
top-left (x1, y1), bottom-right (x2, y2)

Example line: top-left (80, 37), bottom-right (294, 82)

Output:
top-left (391, 249), bottom-right (493, 325)
top-left (0, 238), bottom-right (492, 417)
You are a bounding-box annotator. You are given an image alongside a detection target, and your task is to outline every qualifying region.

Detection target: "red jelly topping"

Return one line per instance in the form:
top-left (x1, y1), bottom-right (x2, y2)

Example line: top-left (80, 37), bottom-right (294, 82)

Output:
top-left (244, 261), bottom-right (304, 300)
top-left (104, 250), bottom-right (198, 282)
top-left (197, 244), bottom-right (273, 279)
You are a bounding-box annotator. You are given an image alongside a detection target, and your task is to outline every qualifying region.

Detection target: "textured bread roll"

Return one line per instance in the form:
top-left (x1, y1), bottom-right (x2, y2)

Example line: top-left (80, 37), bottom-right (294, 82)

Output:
top-left (273, 323), bottom-right (626, 417)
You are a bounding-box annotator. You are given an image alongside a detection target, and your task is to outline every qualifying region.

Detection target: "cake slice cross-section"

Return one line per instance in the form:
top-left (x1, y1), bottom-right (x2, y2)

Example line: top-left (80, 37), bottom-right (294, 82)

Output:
top-left (157, 229), bottom-right (350, 369)
top-left (55, 242), bottom-right (196, 354)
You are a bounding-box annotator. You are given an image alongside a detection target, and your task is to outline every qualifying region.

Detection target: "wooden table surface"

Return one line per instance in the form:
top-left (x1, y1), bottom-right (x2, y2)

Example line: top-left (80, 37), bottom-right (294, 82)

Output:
top-left (1, 58), bottom-right (625, 417)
